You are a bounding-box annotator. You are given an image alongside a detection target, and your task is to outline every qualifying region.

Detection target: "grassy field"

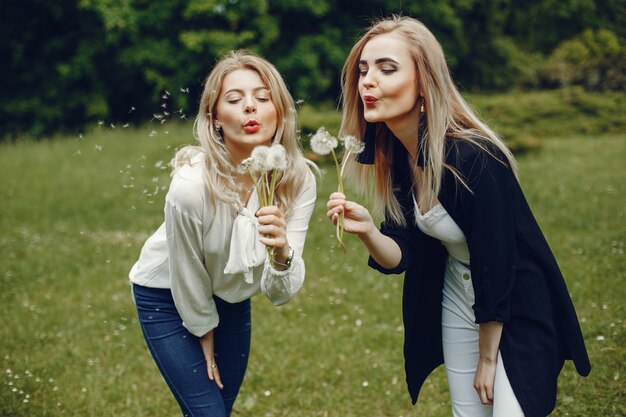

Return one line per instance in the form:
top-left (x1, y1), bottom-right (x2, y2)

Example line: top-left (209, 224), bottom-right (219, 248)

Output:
top-left (1, 103), bottom-right (624, 415)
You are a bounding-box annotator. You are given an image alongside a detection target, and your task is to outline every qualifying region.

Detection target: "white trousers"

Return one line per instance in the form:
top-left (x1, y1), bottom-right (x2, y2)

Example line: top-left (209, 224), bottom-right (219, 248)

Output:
top-left (441, 257), bottom-right (525, 417)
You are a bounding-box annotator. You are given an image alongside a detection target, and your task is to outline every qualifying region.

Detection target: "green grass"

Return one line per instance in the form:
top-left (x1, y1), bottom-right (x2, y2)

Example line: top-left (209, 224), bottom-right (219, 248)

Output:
top-left (1, 113), bottom-right (624, 415)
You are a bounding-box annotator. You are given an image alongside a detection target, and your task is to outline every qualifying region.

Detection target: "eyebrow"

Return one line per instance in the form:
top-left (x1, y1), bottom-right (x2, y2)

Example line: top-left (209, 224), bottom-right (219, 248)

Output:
top-left (358, 57), bottom-right (400, 65)
top-left (223, 86), bottom-right (270, 95)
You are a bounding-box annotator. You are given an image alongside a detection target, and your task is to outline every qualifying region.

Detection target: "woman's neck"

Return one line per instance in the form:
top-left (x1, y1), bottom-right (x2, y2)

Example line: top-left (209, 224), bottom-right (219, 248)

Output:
top-left (385, 116), bottom-right (420, 160)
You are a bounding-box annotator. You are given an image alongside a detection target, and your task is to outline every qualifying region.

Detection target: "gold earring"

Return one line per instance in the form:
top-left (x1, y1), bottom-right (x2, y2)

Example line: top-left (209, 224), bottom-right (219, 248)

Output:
top-left (419, 97), bottom-right (425, 113)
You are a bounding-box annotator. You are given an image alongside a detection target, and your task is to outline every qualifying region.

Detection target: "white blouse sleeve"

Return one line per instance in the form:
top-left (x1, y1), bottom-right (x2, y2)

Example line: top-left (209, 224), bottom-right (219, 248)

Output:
top-left (260, 171), bottom-right (317, 305)
top-left (165, 169), bottom-right (218, 337)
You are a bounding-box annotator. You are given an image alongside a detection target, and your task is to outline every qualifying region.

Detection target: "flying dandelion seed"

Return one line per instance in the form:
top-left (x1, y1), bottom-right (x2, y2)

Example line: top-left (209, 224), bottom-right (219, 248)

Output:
top-left (149, 131), bottom-right (157, 137)
top-left (180, 87), bottom-right (189, 93)
top-left (295, 99), bottom-right (304, 106)
top-left (123, 123), bottom-right (129, 128)
top-left (95, 144), bottom-right (102, 151)
top-left (98, 120), bottom-right (104, 126)
top-left (110, 123), bottom-right (115, 128)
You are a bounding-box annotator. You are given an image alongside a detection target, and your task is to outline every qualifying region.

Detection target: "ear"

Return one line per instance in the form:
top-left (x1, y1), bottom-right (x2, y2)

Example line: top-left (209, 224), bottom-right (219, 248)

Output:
top-left (214, 119), bottom-right (222, 130)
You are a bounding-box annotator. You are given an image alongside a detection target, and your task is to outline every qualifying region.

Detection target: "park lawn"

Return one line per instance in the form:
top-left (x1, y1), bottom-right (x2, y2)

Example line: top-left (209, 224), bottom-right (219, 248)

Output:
top-left (0, 122), bottom-right (623, 416)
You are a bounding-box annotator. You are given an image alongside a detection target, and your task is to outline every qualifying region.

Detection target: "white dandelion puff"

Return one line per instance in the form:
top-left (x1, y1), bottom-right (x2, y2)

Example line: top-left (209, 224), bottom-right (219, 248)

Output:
top-left (237, 157), bottom-right (255, 174)
top-left (343, 135), bottom-right (365, 155)
top-left (250, 146), bottom-right (271, 171)
top-left (310, 127), bottom-right (338, 156)
top-left (267, 144), bottom-right (288, 171)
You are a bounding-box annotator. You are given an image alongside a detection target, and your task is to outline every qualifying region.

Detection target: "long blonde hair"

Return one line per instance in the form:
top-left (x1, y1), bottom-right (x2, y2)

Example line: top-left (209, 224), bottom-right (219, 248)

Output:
top-left (340, 16), bottom-right (517, 226)
top-left (172, 50), bottom-right (315, 216)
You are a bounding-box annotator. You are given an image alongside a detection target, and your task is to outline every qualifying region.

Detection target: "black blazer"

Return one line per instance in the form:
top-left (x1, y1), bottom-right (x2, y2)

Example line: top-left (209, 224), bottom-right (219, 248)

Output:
top-left (368, 138), bottom-right (591, 417)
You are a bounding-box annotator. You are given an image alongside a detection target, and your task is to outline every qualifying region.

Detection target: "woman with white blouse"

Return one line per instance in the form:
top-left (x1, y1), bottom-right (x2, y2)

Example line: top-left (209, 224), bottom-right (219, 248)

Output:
top-left (129, 50), bottom-right (317, 417)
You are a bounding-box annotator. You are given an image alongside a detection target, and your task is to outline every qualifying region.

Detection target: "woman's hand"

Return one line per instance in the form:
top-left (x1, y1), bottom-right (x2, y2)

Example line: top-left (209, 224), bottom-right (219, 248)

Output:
top-left (256, 205), bottom-right (290, 267)
top-left (199, 330), bottom-right (223, 390)
top-left (473, 356), bottom-right (497, 404)
top-left (326, 192), bottom-right (375, 236)
top-left (474, 321), bottom-right (503, 405)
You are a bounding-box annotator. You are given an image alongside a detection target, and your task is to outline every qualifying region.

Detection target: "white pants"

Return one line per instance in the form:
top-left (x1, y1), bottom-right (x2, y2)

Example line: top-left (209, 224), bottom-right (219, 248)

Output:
top-left (441, 257), bottom-right (525, 417)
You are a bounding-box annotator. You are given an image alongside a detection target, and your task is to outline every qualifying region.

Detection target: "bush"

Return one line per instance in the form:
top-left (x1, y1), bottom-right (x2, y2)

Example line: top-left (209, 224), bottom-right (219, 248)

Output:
top-left (542, 29), bottom-right (626, 91)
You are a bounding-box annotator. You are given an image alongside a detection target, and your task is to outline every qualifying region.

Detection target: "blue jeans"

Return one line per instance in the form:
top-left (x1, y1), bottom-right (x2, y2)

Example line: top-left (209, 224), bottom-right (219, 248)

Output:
top-left (133, 284), bottom-right (251, 417)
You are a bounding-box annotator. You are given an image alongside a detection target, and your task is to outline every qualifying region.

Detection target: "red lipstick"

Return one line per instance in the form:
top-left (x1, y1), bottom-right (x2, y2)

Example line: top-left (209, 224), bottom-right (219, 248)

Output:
top-left (363, 95), bottom-right (378, 107)
top-left (243, 119), bottom-right (260, 133)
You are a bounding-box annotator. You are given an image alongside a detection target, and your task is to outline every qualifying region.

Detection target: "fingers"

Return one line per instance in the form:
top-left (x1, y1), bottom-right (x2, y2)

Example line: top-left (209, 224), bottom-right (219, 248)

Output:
top-left (326, 193), bottom-right (346, 223)
top-left (473, 376), bottom-right (494, 405)
top-left (476, 384), bottom-right (493, 405)
top-left (256, 208), bottom-right (287, 249)
top-left (207, 361), bottom-right (224, 390)
top-left (259, 234), bottom-right (287, 248)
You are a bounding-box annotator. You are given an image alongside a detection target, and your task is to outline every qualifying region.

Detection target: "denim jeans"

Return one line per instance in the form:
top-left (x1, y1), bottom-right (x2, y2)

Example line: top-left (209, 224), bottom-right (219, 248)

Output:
top-left (133, 284), bottom-right (251, 417)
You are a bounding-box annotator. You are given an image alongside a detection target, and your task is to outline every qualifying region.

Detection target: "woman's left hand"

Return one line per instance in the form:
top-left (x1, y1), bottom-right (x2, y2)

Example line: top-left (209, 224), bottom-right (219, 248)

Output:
top-left (473, 357), bottom-right (497, 405)
top-left (256, 205), bottom-right (290, 265)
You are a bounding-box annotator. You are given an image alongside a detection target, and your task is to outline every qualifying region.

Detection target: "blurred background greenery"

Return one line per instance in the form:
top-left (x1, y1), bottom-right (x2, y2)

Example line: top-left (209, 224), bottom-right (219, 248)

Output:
top-left (1, 0), bottom-right (625, 139)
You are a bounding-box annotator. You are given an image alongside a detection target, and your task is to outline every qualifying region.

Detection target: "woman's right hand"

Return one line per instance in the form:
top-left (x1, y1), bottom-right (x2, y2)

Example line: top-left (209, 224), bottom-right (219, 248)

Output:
top-left (326, 192), bottom-right (375, 236)
top-left (199, 330), bottom-right (223, 390)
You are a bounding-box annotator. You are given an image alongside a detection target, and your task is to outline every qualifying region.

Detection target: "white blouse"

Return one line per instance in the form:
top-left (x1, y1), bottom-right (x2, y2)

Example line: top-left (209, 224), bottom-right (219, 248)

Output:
top-left (129, 153), bottom-right (317, 337)
top-left (413, 195), bottom-right (470, 265)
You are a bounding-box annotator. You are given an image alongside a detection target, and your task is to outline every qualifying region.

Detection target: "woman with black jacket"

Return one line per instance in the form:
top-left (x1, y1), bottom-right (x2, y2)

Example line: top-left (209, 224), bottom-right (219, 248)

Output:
top-left (326, 16), bottom-right (590, 417)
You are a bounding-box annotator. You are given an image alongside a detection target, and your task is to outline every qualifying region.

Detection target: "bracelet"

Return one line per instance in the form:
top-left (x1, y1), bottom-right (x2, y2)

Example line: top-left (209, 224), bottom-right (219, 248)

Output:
top-left (272, 247), bottom-right (294, 268)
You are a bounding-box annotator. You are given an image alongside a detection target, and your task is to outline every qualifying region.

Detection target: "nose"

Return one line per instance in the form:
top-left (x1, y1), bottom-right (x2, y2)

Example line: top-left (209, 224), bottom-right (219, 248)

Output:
top-left (361, 70), bottom-right (376, 89)
top-left (243, 96), bottom-right (256, 114)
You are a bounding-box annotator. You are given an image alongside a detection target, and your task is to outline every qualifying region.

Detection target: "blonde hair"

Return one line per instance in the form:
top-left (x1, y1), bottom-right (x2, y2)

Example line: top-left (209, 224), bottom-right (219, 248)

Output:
top-left (172, 50), bottom-right (315, 216)
top-left (340, 15), bottom-right (517, 226)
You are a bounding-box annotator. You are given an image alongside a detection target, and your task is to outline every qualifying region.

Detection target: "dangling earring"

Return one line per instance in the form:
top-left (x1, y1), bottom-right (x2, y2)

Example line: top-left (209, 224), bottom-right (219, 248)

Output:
top-left (419, 96), bottom-right (425, 113)
top-left (213, 120), bottom-right (223, 141)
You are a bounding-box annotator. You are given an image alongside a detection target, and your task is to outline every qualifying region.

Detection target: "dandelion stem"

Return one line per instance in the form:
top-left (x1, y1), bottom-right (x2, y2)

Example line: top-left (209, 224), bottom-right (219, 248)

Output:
top-left (331, 149), bottom-right (347, 253)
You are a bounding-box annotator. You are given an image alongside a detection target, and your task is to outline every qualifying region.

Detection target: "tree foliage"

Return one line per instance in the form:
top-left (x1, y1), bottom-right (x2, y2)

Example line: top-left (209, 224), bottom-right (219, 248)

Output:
top-left (1, 0), bottom-right (623, 138)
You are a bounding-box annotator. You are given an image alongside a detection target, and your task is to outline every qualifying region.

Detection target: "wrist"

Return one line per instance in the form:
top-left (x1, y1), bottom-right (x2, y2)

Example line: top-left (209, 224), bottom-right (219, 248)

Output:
top-left (272, 246), bottom-right (294, 269)
top-left (479, 354), bottom-right (498, 365)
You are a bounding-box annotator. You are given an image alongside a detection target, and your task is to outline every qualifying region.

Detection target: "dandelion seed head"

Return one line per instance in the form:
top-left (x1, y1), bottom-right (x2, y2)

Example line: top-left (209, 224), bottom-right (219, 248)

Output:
top-left (237, 157), bottom-right (255, 174)
top-left (267, 144), bottom-right (288, 170)
top-left (343, 135), bottom-right (365, 155)
top-left (310, 127), bottom-right (338, 155)
top-left (250, 146), bottom-right (271, 171)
